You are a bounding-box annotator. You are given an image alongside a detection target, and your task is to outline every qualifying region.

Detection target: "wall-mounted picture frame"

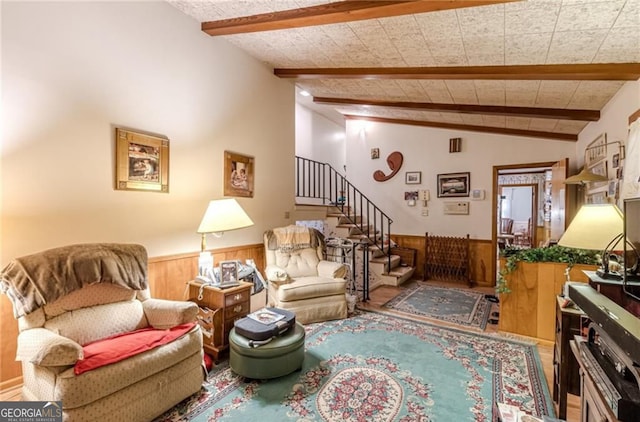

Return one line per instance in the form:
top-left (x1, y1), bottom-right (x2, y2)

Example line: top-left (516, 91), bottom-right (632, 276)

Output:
top-left (405, 171), bottom-right (421, 184)
top-left (437, 172), bottom-right (470, 197)
top-left (586, 133), bottom-right (607, 166)
top-left (371, 148), bottom-right (380, 159)
top-left (115, 128), bottom-right (169, 192)
top-left (224, 151), bottom-right (254, 198)
top-left (612, 153), bottom-right (620, 168)
top-left (404, 191), bottom-right (418, 200)
top-left (219, 260), bottom-right (239, 287)
top-left (588, 159), bottom-right (608, 190)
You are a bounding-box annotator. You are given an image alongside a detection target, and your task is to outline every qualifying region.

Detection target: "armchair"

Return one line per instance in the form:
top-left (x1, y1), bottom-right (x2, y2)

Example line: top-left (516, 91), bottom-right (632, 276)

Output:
top-left (0, 243), bottom-right (204, 421)
top-left (264, 225), bottom-right (348, 324)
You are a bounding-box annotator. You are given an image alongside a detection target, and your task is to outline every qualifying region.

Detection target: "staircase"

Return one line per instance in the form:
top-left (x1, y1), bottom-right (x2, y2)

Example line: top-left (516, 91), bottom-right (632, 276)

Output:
top-left (294, 156), bottom-right (416, 295)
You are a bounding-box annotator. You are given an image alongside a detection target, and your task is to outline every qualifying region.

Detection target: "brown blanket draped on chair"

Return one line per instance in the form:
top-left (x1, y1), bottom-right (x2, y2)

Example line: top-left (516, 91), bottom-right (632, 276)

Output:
top-left (0, 243), bottom-right (148, 318)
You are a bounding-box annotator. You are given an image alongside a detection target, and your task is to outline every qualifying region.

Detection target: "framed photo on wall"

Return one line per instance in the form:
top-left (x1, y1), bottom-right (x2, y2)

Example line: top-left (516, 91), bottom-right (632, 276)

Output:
top-left (437, 172), bottom-right (470, 197)
top-left (585, 133), bottom-right (607, 166)
top-left (405, 171), bottom-right (421, 184)
top-left (224, 151), bottom-right (254, 198)
top-left (115, 128), bottom-right (169, 193)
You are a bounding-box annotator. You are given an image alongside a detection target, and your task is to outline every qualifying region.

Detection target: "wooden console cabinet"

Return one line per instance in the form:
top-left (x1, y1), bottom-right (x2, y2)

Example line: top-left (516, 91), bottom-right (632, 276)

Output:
top-left (570, 338), bottom-right (620, 422)
top-left (552, 296), bottom-right (584, 420)
top-left (188, 281), bottom-right (252, 361)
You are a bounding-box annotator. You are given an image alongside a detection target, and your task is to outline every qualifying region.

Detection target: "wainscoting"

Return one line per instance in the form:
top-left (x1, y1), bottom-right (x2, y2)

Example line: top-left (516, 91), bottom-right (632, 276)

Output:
top-left (391, 234), bottom-right (494, 287)
top-left (0, 238), bottom-right (494, 388)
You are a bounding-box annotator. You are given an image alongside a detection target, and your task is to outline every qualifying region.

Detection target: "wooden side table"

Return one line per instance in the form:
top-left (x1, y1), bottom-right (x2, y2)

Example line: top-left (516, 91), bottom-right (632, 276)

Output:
top-left (552, 296), bottom-right (584, 420)
top-left (188, 281), bottom-right (252, 361)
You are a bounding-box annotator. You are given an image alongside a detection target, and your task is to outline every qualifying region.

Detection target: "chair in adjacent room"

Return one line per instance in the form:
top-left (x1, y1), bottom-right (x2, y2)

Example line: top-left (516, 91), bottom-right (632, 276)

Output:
top-left (498, 218), bottom-right (515, 248)
top-left (263, 225), bottom-right (348, 324)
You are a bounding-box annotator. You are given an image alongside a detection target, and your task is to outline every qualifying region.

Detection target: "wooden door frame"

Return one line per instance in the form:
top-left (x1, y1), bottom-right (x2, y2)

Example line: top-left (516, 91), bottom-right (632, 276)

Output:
top-left (491, 161), bottom-right (558, 286)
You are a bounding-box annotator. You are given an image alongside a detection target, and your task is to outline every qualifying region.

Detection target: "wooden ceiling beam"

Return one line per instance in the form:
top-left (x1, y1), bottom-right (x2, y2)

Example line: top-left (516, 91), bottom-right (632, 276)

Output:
top-left (276, 63), bottom-right (640, 81)
top-left (201, 0), bottom-right (518, 36)
top-left (315, 96), bottom-right (600, 121)
top-left (344, 115), bottom-right (577, 142)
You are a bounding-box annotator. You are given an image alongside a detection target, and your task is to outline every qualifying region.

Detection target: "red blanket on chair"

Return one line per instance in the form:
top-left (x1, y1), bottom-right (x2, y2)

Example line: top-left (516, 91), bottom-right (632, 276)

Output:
top-left (75, 322), bottom-right (196, 375)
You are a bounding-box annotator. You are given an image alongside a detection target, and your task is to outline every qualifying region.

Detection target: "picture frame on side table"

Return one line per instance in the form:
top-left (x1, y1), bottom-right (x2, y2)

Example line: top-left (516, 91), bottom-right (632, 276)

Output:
top-left (115, 128), bottom-right (169, 192)
top-left (219, 260), bottom-right (240, 288)
top-left (224, 151), bottom-right (254, 198)
top-left (437, 172), bottom-right (470, 197)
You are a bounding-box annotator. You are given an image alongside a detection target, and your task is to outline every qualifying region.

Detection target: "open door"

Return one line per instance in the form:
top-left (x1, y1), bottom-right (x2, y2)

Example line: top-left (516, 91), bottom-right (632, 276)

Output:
top-left (550, 158), bottom-right (569, 242)
top-left (491, 159), bottom-right (569, 285)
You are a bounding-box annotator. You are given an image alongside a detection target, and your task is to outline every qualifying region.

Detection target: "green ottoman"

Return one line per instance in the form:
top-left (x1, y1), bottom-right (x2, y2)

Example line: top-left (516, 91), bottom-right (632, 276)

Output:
top-left (229, 322), bottom-right (305, 379)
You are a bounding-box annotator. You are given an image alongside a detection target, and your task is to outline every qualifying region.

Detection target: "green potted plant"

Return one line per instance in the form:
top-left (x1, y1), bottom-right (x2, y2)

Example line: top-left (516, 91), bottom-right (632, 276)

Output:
top-left (496, 245), bottom-right (599, 293)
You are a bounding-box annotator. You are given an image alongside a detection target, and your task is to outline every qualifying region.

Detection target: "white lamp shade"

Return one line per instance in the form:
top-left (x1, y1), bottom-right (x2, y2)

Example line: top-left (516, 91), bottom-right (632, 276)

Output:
top-left (197, 198), bottom-right (254, 234)
top-left (558, 204), bottom-right (623, 251)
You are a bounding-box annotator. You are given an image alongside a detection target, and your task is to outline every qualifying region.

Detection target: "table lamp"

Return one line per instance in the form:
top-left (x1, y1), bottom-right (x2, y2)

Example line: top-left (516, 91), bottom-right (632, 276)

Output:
top-left (197, 198), bottom-right (254, 276)
top-left (557, 203), bottom-right (624, 280)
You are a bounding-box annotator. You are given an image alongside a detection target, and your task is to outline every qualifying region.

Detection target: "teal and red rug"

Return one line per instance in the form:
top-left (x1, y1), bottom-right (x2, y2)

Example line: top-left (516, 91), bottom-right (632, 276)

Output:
top-left (382, 284), bottom-right (493, 330)
top-left (156, 310), bottom-right (553, 421)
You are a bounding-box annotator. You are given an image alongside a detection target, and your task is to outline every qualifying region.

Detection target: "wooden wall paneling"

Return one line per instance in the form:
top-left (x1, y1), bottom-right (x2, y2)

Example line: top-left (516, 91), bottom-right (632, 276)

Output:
top-left (537, 263), bottom-right (556, 341)
top-left (391, 235), bottom-right (494, 287)
top-left (518, 262), bottom-right (539, 338)
top-left (0, 295), bottom-right (21, 389)
top-left (469, 239), bottom-right (493, 286)
top-left (390, 235), bottom-right (425, 279)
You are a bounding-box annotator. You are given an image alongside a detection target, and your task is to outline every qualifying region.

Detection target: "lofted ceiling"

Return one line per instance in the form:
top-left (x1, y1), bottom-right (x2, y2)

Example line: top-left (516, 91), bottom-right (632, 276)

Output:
top-left (168, 0), bottom-right (640, 141)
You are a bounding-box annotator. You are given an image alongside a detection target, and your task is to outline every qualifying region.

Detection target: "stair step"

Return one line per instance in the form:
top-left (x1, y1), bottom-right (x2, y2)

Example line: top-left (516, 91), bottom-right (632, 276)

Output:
top-left (384, 266), bottom-right (416, 286)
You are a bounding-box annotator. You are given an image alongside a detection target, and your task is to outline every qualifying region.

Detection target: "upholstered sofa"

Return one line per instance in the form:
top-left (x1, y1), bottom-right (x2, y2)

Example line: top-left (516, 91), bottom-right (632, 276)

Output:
top-left (0, 243), bottom-right (204, 421)
top-left (264, 225), bottom-right (348, 324)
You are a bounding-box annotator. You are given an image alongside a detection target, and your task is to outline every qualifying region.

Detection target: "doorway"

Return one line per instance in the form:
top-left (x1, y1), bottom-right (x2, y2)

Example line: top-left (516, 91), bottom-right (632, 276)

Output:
top-left (491, 159), bottom-right (569, 285)
top-left (498, 184), bottom-right (537, 249)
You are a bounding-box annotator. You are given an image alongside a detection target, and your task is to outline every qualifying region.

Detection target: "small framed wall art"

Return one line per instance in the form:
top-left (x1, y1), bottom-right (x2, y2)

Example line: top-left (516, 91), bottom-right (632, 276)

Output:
top-left (405, 171), bottom-right (421, 184)
top-left (437, 172), bottom-right (470, 197)
top-left (224, 151), bottom-right (254, 198)
top-left (115, 128), bottom-right (169, 193)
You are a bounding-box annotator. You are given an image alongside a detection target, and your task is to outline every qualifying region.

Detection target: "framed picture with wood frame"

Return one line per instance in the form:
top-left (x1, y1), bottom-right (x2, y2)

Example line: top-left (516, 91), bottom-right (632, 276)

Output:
top-left (115, 128), bottom-right (169, 192)
top-left (585, 133), bottom-right (607, 166)
top-left (405, 171), bottom-right (421, 184)
top-left (224, 151), bottom-right (254, 198)
top-left (437, 172), bottom-right (470, 197)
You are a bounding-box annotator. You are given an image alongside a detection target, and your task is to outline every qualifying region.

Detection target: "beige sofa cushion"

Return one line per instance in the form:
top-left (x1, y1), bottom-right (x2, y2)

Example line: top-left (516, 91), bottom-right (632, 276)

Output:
top-left (44, 283), bottom-right (137, 319)
top-left (45, 301), bottom-right (148, 346)
top-left (276, 277), bottom-right (347, 302)
top-left (274, 248), bottom-right (320, 278)
top-left (52, 325), bottom-right (202, 409)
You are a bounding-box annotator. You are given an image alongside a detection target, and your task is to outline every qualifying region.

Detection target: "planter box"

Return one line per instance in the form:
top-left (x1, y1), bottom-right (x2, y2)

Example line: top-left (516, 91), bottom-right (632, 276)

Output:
top-left (498, 260), bottom-right (597, 341)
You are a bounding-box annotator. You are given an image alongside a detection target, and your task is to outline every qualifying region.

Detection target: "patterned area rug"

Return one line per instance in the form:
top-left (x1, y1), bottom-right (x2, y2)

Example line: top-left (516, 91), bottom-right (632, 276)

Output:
top-left (382, 283), bottom-right (492, 330)
top-left (156, 310), bottom-right (553, 421)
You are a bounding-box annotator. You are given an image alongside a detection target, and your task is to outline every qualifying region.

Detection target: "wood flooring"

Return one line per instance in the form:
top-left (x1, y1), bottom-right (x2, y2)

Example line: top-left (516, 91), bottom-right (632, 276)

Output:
top-left (0, 278), bottom-right (581, 421)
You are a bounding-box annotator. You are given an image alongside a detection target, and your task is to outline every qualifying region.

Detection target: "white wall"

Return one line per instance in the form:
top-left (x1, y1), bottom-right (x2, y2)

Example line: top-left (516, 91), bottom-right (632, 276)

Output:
top-left (576, 81), bottom-right (640, 169)
top-left (345, 121), bottom-right (577, 239)
top-left (1, 1), bottom-right (296, 264)
top-left (295, 103), bottom-right (346, 174)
